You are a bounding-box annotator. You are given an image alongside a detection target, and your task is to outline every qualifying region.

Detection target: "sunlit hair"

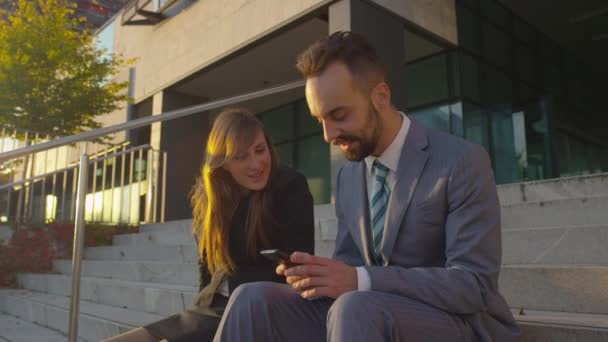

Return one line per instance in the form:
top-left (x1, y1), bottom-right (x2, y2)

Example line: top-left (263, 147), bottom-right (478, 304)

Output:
top-left (296, 31), bottom-right (385, 91)
top-left (190, 108), bottom-right (278, 274)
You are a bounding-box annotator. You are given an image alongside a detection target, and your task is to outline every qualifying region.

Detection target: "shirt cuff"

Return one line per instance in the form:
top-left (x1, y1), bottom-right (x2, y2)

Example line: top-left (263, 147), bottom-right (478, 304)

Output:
top-left (355, 266), bottom-right (371, 291)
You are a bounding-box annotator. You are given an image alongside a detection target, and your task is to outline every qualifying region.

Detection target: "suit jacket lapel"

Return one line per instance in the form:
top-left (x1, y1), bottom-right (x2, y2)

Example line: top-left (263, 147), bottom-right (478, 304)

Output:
top-left (350, 162), bottom-right (374, 265)
top-left (381, 120), bottom-right (429, 264)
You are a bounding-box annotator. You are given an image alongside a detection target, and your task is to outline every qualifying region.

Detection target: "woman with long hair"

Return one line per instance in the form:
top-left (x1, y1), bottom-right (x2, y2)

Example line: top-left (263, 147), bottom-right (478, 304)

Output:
top-left (105, 108), bottom-right (315, 342)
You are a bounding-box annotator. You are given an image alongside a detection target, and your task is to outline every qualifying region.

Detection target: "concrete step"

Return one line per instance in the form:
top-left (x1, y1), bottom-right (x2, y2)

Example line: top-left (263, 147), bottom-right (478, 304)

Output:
top-left (315, 240), bottom-right (335, 258)
top-left (502, 225), bottom-right (608, 265)
top-left (119, 220), bottom-right (338, 250)
top-left (306, 225), bottom-right (608, 266)
top-left (138, 204), bottom-right (339, 235)
top-left (112, 230), bottom-right (196, 246)
top-left (500, 265), bottom-right (608, 315)
top-left (314, 204), bottom-right (337, 221)
top-left (318, 217), bottom-right (338, 241)
top-left (139, 219), bottom-right (193, 234)
top-left (498, 172), bottom-right (608, 206)
top-left (513, 309), bottom-right (608, 342)
top-left (17, 273), bottom-right (198, 317)
top-left (53, 259), bottom-right (199, 286)
top-left (0, 313), bottom-right (76, 342)
top-left (0, 289), bottom-right (163, 341)
top-left (501, 196), bottom-right (608, 229)
top-left (84, 244), bottom-right (198, 263)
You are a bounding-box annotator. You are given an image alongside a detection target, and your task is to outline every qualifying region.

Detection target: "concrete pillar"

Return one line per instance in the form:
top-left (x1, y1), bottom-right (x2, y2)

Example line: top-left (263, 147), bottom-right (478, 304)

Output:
top-left (327, 0), bottom-right (405, 200)
top-left (148, 92), bottom-right (164, 223)
top-left (154, 90), bottom-right (211, 221)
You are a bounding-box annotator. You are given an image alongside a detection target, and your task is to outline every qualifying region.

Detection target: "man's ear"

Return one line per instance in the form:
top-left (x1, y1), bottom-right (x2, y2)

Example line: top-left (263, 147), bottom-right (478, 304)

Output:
top-left (370, 81), bottom-right (391, 112)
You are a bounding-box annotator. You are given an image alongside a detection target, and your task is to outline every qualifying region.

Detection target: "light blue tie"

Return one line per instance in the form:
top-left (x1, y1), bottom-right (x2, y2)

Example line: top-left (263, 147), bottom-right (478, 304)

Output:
top-left (371, 160), bottom-right (390, 264)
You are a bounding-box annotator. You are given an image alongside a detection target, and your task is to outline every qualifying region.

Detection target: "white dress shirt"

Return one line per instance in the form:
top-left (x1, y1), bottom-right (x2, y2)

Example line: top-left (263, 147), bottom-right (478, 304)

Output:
top-left (355, 112), bottom-right (410, 291)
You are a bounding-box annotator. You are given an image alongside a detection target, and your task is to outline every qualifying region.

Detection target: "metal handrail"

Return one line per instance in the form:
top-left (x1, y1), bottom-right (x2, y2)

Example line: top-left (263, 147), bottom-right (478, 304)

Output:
top-left (0, 144), bottom-right (152, 191)
top-left (0, 78), bottom-right (305, 342)
top-left (0, 79), bottom-right (305, 162)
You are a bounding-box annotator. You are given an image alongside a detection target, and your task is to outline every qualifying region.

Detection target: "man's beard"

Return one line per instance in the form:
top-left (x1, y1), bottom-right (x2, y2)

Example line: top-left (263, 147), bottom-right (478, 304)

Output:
top-left (333, 104), bottom-right (381, 162)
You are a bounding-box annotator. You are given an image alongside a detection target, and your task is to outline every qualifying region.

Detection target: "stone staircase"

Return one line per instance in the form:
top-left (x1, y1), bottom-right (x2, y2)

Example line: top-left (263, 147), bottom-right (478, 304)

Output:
top-left (0, 220), bottom-right (199, 341)
top-left (1, 173), bottom-right (608, 341)
top-left (497, 173), bottom-right (608, 341)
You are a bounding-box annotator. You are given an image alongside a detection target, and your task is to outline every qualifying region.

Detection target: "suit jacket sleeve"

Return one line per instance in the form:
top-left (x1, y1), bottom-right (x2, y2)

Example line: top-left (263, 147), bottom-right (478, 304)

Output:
top-left (364, 144), bottom-right (502, 314)
top-left (333, 166), bottom-right (366, 267)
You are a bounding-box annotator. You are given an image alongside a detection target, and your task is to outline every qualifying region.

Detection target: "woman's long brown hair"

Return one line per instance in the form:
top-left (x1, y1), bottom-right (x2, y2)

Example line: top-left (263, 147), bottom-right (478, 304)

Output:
top-left (190, 108), bottom-right (278, 274)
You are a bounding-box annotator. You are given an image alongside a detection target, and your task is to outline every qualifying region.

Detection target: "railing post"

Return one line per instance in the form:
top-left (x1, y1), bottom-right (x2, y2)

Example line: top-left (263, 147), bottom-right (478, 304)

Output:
top-left (6, 187), bottom-right (12, 222)
top-left (0, 127), bottom-right (5, 152)
top-left (160, 151), bottom-right (167, 223)
top-left (14, 131), bottom-right (29, 229)
top-left (68, 154), bottom-right (89, 342)
top-left (152, 150), bottom-right (159, 223)
top-left (145, 149), bottom-right (155, 223)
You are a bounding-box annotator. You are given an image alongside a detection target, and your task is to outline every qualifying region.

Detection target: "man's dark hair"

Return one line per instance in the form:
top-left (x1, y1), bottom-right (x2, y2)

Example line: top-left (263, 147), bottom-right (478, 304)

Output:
top-left (296, 31), bottom-right (386, 90)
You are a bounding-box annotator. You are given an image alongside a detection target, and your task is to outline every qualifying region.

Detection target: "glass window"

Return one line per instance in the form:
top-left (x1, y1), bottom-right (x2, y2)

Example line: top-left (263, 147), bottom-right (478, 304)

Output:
top-left (516, 44), bottom-right (536, 85)
top-left (481, 0), bottom-right (510, 29)
top-left (514, 17), bottom-right (537, 46)
top-left (403, 29), bottom-right (444, 64)
top-left (459, 52), bottom-right (481, 102)
top-left (586, 144), bottom-right (604, 174)
top-left (484, 67), bottom-right (512, 112)
top-left (95, 19), bottom-right (115, 61)
top-left (258, 99), bottom-right (331, 204)
top-left (601, 147), bottom-right (608, 172)
top-left (457, 4), bottom-right (481, 55)
top-left (409, 104), bottom-right (450, 133)
top-left (404, 54), bottom-right (449, 108)
top-left (295, 100), bottom-right (321, 137)
top-left (449, 51), bottom-right (461, 98)
top-left (451, 102), bottom-right (464, 137)
top-left (558, 132), bottom-right (572, 176)
top-left (518, 82), bottom-right (539, 105)
top-left (519, 102), bottom-right (547, 181)
top-left (297, 135), bottom-right (330, 204)
top-left (491, 110), bottom-right (522, 184)
top-left (260, 104), bottom-right (294, 144)
top-left (483, 23), bottom-right (511, 69)
top-left (570, 138), bottom-right (589, 175)
top-left (544, 63), bottom-right (563, 98)
top-left (540, 37), bottom-right (561, 67)
top-left (465, 102), bottom-right (489, 150)
top-left (275, 143), bottom-right (294, 168)
top-left (460, 0), bottom-right (479, 12)
top-left (133, 159), bottom-right (147, 181)
top-left (451, 101), bottom-right (490, 151)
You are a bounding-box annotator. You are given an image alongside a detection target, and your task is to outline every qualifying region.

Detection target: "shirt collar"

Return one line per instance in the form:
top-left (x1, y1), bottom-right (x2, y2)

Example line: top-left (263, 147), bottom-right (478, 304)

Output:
top-left (365, 112), bottom-right (410, 175)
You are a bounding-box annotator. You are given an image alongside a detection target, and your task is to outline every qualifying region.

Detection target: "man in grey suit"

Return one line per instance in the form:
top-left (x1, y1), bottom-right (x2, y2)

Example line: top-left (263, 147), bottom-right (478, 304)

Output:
top-left (213, 31), bottom-right (520, 341)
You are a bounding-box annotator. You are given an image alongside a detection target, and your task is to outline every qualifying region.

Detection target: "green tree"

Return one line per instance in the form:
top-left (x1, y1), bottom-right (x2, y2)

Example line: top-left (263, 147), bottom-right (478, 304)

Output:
top-left (0, 0), bottom-right (130, 137)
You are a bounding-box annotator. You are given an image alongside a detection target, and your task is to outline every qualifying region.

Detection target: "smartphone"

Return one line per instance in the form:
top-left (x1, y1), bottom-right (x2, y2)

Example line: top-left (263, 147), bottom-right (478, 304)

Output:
top-left (260, 249), bottom-right (299, 268)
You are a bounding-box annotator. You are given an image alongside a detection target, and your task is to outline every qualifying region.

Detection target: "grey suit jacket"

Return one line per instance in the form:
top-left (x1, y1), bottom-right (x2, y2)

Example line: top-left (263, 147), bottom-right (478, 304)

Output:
top-left (333, 119), bottom-right (520, 341)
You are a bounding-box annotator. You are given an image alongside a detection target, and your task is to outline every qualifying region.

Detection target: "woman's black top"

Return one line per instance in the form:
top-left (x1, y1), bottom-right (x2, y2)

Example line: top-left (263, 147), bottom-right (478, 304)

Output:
top-left (197, 166), bottom-right (315, 293)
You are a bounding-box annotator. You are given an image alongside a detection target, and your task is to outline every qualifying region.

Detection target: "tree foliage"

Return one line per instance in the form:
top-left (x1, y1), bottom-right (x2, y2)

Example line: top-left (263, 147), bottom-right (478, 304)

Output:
top-left (0, 0), bottom-right (130, 137)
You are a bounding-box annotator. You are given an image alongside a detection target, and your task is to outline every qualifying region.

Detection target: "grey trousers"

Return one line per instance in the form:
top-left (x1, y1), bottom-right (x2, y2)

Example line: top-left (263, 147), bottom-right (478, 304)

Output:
top-left (213, 282), bottom-right (475, 342)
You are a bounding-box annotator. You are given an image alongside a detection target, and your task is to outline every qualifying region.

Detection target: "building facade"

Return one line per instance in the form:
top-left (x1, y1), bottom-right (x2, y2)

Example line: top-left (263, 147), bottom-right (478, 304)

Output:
top-left (94, 0), bottom-right (608, 221)
top-left (5, 0), bottom-right (607, 224)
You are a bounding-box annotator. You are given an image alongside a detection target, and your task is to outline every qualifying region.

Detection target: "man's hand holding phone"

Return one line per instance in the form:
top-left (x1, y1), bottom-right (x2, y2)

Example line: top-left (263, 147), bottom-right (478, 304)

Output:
top-left (273, 251), bottom-right (358, 300)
